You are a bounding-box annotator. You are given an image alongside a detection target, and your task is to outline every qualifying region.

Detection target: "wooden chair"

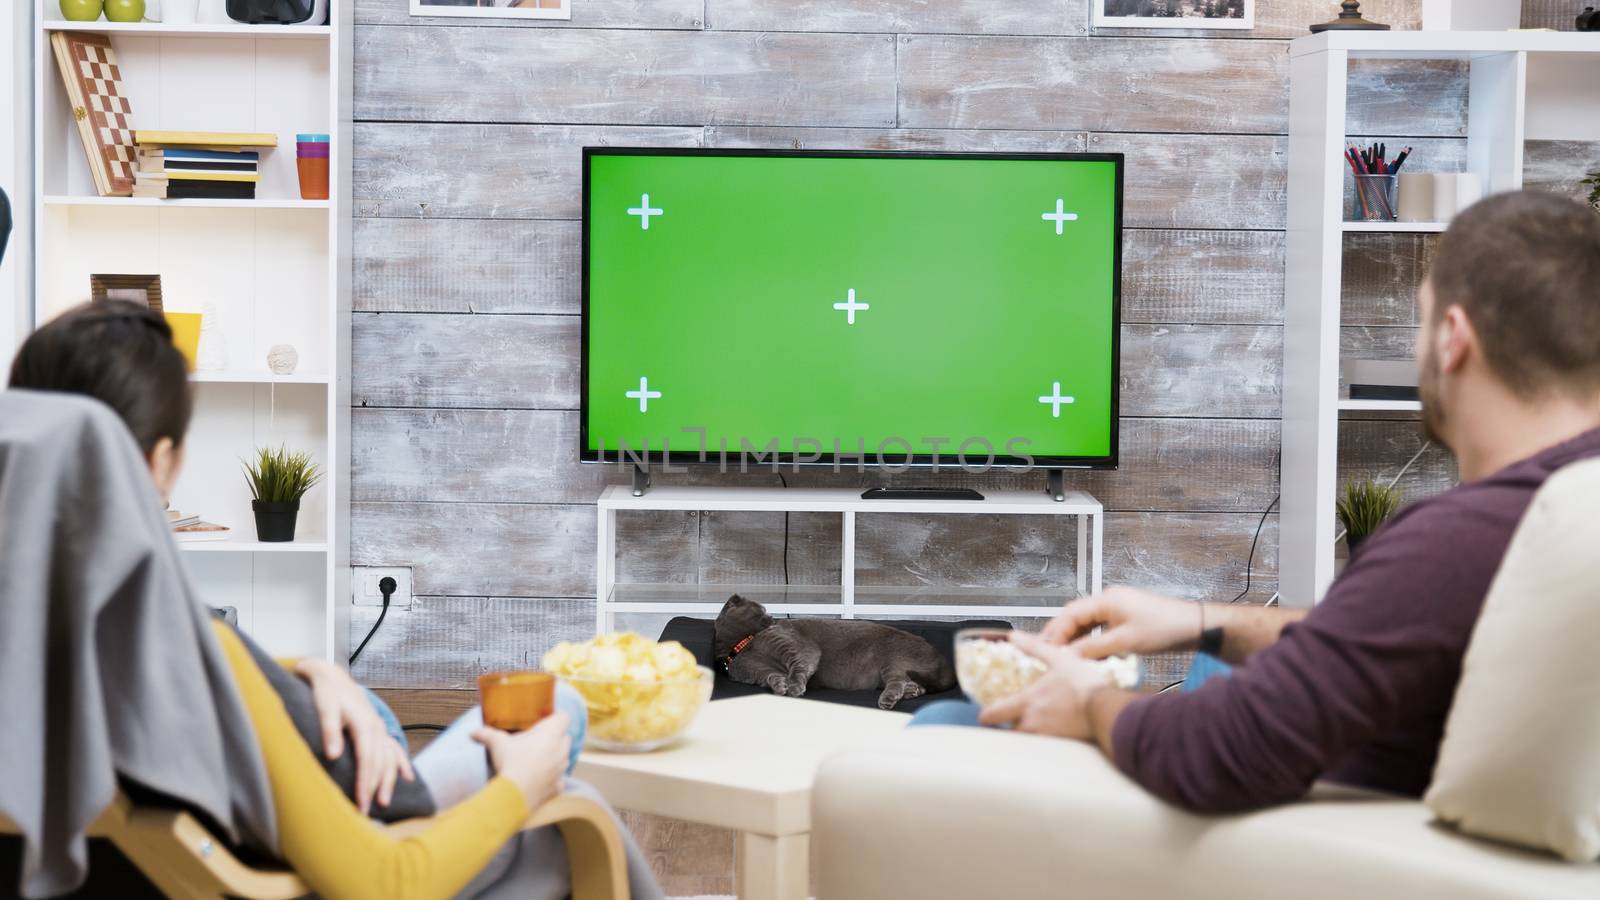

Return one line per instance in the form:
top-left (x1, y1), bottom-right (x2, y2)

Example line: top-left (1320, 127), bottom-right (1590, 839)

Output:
top-left (0, 789), bottom-right (628, 900)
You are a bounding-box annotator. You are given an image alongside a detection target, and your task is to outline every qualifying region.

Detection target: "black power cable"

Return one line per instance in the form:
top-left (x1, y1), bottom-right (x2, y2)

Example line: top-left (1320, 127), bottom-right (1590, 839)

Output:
top-left (1230, 495), bottom-right (1279, 605)
top-left (776, 473), bottom-right (790, 585)
top-left (349, 576), bottom-right (396, 666)
top-left (1151, 498), bottom-right (1276, 695)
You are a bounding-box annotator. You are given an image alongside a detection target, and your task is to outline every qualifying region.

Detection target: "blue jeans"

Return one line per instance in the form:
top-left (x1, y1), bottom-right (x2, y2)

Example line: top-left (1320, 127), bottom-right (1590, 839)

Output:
top-left (909, 654), bottom-right (1234, 728)
top-left (366, 681), bottom-right (589, 776)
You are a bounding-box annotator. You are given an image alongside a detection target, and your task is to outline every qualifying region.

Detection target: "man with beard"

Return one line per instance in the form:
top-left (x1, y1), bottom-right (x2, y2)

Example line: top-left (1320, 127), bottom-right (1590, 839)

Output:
top-left (975, 190), bottom-right (1600, 812)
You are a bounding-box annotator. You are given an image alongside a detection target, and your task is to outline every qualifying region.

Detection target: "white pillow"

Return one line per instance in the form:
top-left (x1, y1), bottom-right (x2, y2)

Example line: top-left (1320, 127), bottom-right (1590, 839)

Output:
top-left (1425, 457), bottom-right (1600, 862)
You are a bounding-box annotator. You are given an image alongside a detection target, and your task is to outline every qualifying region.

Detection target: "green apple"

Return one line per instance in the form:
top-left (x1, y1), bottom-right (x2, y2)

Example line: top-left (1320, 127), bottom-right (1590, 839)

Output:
top-left (103, 0), bottom-right (145, 22)
top-left (59, 0), bottom-right (104, 21)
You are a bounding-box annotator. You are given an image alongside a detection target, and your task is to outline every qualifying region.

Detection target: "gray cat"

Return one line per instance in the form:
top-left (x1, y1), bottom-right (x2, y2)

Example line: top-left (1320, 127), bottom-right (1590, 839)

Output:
top-left (713, 595), bottom-right (956, 710)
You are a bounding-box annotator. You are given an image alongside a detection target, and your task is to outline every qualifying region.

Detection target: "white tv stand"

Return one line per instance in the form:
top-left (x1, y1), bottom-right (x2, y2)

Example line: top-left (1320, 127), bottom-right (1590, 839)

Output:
top-left (594, 484), bottom-right (1103, 633)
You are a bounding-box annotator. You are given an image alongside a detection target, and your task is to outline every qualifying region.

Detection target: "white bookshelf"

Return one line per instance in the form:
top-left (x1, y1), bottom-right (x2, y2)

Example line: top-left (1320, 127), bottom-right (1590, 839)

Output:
top-left (1339, 221), bottom-right (1449, 233)
top-left (35, 21), bottom-right (331, 39)
top-left (191, 369), bottom-right (330, 384)
top-left (182, 539), bottom-right (333, 553)
top-left (1281, 30), bottom-right (1600, 607)
top-left (31, 3), bottom-right (353, 659)
top-left (44, 194), bottom-right (332, 210)
top-left (1335, 398), bottom-right (1423, 413)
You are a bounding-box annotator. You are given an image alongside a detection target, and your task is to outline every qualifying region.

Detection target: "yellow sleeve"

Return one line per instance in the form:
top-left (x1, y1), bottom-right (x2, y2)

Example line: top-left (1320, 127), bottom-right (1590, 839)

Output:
top-left (212, 621), bottom-right (530, 900)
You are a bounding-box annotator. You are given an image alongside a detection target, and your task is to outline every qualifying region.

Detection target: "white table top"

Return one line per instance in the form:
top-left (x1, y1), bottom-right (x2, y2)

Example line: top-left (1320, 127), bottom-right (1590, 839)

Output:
top-left (573, 695), bottom-right (910, 836)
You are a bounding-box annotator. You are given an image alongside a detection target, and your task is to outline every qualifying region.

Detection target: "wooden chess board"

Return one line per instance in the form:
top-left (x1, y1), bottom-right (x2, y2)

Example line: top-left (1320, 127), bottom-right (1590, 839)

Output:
top-left (51, 31), bottom-right (137, 197)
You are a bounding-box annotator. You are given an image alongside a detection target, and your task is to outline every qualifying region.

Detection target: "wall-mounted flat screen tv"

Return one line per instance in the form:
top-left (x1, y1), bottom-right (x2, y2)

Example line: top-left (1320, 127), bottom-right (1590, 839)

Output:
top-left (582, 148), bottom-right (1123, 470)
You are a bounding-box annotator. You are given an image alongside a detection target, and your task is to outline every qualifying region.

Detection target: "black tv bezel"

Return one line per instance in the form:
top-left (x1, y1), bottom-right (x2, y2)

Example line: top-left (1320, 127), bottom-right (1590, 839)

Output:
top-left (579, 146), bottom-right (1124, 471)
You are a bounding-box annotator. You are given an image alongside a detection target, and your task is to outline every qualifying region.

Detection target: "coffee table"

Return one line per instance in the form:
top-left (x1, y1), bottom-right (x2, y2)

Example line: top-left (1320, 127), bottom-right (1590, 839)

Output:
top-left (574, 694), bottom-right (910, 900)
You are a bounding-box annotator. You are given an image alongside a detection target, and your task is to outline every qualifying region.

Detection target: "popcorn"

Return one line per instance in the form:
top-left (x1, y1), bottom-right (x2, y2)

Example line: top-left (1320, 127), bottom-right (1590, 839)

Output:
top-left (1096, 654), bottom-right (1141, 691)
top-left (956, 637), bottom-right (1049, 707)
top-left (955, 634), bottom-right (1139, 707)
top-left (543, 633), bottom-right (709, 749)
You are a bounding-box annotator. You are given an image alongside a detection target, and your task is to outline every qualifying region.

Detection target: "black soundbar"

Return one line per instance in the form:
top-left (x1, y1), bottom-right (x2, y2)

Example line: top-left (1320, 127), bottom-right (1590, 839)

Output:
top-left (860, 487), bottom-right (985, 501)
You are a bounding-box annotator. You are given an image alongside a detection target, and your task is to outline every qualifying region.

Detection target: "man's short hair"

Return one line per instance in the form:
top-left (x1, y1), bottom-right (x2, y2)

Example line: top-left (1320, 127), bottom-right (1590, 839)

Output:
top-left (1429, 190), bottom-right (1600, 400)
top-left (9, 301), bottom-right (193, 454)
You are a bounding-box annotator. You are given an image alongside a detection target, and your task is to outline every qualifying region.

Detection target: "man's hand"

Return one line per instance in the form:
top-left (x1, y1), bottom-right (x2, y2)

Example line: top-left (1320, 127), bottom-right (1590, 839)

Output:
top-left (977, 632), bottom-right (1114, 740)
top-left (294, 658), bottom-right (415, 815)
top-left (1040, 586), bottom-right (1199, 659)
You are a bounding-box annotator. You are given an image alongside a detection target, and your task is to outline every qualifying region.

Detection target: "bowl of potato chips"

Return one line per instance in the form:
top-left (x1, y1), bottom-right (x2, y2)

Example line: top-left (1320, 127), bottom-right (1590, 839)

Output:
top-left (542, 632), bottom-right (714, 752)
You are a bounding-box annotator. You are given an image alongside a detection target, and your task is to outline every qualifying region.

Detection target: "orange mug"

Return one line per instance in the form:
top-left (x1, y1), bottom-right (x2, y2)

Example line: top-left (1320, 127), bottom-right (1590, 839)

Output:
top-left (478, 671), bottom-right (556, 733)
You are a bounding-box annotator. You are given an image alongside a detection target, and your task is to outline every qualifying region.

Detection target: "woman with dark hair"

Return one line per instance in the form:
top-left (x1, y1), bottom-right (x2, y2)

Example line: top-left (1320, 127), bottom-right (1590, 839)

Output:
top-left (1, 185), bottom-right (12, 266)
top-left (4, 301), bottom-right (663, 899)
top-left (9, 301), bottom-right (194, 495)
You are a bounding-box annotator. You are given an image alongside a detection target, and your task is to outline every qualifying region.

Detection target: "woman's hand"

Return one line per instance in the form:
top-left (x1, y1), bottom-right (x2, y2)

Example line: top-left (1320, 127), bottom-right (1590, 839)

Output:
top-left (294, 657), bottom-right (415, 814)
top-left (473, 712), bottom-right (572, 812)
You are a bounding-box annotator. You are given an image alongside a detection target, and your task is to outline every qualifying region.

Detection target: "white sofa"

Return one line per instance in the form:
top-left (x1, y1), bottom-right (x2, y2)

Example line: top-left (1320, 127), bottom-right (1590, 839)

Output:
top-left (811, 725), bottom-right (1600, 899)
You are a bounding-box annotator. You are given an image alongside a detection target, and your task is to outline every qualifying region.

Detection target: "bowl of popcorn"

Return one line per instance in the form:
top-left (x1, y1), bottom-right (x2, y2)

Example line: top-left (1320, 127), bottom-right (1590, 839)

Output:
top-left (954, 628), bottom-right (1140, 707)
top-left (542, 632), bottom-right (713, 753)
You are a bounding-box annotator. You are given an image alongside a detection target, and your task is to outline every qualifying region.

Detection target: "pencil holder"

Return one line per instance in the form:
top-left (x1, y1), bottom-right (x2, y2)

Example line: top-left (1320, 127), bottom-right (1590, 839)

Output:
top-left (1352, 174), bottom-right (1397, 222)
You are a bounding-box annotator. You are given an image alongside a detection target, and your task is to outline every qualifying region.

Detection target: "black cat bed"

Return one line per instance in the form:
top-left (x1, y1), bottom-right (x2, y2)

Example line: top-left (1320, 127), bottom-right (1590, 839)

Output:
top-left (657, 616), bottom-right (1012, 714)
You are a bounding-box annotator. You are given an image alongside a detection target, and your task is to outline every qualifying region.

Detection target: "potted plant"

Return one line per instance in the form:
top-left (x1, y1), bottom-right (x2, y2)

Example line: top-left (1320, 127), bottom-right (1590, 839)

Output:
top-left (1336, 479), bottom-right (1401, 551)
top-left (1583, 171), bottom-right (1600, 213)
top-left (244, 446), bottom-right (322, 542)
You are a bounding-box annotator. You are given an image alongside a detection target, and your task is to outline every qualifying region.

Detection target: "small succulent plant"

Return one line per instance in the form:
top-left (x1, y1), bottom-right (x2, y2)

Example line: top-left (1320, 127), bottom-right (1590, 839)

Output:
top-left (243, 446), bottom-right (322, 504)
top-left (1337, 479), bottom-right (1401, 549)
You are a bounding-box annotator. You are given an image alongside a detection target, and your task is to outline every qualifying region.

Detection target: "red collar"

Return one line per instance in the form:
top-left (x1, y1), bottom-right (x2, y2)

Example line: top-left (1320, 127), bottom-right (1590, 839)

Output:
top-left (720, 634), bottom-right (755, 670)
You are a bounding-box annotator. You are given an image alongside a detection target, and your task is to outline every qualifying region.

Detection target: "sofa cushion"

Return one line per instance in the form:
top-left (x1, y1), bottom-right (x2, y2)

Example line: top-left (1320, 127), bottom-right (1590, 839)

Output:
top-left (657, 616), bottom-right (1010, 713)
top-left (813, 726), bottom-right (1600, 900)
top-left (1425, 458), bottom-right (1600, 862)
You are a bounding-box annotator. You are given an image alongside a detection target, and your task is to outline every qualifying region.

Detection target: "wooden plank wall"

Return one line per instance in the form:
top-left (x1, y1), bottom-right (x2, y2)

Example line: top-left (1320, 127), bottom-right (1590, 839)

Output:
top-left (347, 1), bottom-right (1593, 693)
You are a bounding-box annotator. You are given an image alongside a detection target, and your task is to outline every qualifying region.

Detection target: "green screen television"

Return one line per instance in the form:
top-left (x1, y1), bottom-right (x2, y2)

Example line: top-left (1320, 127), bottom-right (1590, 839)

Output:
top-left (581, 148), bottom-right (1123, 470)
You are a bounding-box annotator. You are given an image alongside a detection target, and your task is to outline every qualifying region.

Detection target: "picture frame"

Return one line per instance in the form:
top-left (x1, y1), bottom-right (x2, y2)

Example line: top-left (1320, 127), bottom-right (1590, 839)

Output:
top-left (410, 0), bottom-right (572, 20)
top-left (1094, 0), bottom-right (1254, 30)
top-left (90, 274), bottom-right (163, 312)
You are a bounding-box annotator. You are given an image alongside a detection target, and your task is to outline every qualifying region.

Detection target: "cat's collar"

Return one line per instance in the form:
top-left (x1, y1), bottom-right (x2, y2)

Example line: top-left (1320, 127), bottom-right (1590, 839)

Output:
top-left (720, 632), bottom-right (758, 671)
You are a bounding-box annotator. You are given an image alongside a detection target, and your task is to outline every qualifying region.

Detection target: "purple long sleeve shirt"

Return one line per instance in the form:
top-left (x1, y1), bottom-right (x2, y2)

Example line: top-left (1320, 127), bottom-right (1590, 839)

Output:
top-left (1112, 427), bottom-right (1600, 813)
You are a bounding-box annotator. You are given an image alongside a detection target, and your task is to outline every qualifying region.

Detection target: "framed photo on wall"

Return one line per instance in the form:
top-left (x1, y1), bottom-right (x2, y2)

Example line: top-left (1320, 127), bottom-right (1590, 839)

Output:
top-left (1094, 0), bottom-right (1254, 29)
top-left (410, 0), bottom-right (572, 20)
top-left (90, 274), bottom-right (163, 312)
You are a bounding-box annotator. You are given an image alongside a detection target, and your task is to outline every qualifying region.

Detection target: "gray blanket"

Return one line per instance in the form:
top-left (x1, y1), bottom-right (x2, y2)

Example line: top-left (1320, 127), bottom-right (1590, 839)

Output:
top-left (234, 624), bottom-right (436, 822)
top-left (0, 390), bottom-right (278, 897)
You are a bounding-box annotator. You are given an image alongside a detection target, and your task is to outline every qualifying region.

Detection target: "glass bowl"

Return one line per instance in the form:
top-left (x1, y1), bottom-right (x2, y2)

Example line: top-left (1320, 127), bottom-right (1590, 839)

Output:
top-left (558, 665), bottom-right (714, 752)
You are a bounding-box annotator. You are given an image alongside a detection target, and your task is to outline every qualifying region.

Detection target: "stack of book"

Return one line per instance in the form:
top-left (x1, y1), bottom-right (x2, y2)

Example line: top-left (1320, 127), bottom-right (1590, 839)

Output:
top-left (133, 130), bottom-right (278, 201)
top-left (169, 508), bottom-right (231, 543)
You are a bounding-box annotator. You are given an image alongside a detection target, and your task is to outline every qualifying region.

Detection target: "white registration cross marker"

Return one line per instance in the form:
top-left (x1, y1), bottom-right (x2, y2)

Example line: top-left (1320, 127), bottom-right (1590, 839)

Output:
top-left (625, 376), bottom-right (662, 413)
top-left (832, 288), bottom-right (870, 325)
top-left (627, 193), bottom-right (663, 230)
top-left (1041, 198), bottom-right (1079, 235)
top-left (1038, 381), bottom-right (1075, 418)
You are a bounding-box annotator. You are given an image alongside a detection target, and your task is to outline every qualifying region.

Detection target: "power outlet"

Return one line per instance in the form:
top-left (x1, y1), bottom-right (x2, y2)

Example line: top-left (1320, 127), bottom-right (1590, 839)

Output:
top-left (353, 566), bottom-right (413, 608)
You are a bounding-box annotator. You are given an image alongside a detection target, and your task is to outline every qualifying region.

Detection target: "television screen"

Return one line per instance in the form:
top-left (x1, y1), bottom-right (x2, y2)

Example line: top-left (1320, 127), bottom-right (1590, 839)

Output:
top-left (581, 148), bottom-right (1123, 469)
